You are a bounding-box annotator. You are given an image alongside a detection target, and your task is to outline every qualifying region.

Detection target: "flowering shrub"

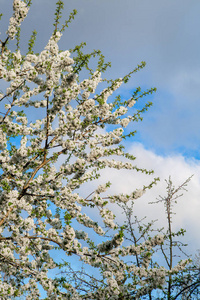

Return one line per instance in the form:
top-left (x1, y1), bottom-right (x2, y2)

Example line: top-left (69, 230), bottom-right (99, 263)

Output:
top-left (0, 1), bottom-right (191, 299)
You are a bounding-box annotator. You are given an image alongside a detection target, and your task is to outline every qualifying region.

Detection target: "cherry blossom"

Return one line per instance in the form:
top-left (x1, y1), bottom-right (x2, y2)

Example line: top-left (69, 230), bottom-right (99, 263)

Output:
top-left (0, 1), bottom-right (191, 299)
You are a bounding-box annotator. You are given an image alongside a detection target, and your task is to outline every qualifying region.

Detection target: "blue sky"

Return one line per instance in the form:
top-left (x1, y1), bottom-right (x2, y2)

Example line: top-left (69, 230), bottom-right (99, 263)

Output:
top-left (2, 0), bottom-right (200, 156)
top-left (1, 0), bottom-right (200, 261)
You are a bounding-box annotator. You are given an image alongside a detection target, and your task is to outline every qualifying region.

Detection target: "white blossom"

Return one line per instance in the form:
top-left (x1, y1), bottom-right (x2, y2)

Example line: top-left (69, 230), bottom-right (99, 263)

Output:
top-left (0, 2), bottom-right (189, 299)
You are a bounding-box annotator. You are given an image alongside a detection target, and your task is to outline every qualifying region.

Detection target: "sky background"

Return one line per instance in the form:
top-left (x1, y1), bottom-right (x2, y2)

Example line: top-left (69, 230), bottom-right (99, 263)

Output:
top-left (1, 0), bottom-right (200, 259)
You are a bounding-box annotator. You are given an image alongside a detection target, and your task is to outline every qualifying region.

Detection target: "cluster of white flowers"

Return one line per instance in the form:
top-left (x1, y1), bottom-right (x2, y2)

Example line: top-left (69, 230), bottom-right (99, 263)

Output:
top-left (96, 183), bottom-right (110, 194)
top-left (75, 230), bottom-right (88, 240)
top-left (0, 129), bottom-right (7, 150)
top-left (127, 97), bottom-right (136, 108)
top-left (120, 117), bottom-right (130, 127)
top-left (7, 0), bottom-right (29, 39)
top-left (106, 274), bottom-right (120, 296)
top-left (80, 71), bottom-right (102, 100)
top-left (98, 232), bottom-right (124, 253)
top-left (97, 78), bottom-right (123, 103)
top-left (77, 213), bottom-right (105, 235)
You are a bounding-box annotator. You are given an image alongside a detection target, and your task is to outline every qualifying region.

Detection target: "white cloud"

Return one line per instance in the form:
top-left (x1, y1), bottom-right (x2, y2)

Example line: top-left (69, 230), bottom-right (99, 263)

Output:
top-left (97, 143), bottom-right (200, 255)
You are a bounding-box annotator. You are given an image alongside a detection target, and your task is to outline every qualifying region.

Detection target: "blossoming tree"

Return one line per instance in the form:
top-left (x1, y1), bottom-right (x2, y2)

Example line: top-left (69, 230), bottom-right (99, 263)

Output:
top-left (0, 1), bottom-right (191, 299)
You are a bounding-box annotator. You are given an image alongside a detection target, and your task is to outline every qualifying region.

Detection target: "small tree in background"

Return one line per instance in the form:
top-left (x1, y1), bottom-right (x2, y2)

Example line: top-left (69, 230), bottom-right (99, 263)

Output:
top-left (0, 1), bottom-right (193, 299)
